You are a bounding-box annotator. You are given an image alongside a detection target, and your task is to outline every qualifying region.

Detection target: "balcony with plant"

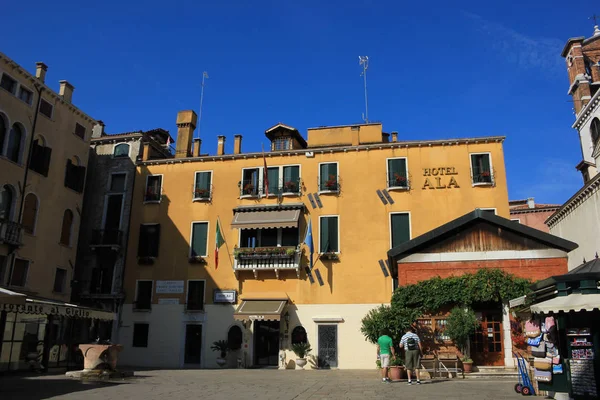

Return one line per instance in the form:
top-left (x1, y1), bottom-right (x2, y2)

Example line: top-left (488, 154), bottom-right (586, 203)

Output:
top-left (319, 174), bottom-right (340, 193)
top-left (282, 179), bottom-right (301, 195)
top-left (239, 180), bottom-right (260, 197)
top-left (233, 246), bottom-right (302, 278)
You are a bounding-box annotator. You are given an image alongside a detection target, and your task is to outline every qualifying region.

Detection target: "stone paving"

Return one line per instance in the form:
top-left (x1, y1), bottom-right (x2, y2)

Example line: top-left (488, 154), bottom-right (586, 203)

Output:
top-left (0, 369), bottom-right (519, 400)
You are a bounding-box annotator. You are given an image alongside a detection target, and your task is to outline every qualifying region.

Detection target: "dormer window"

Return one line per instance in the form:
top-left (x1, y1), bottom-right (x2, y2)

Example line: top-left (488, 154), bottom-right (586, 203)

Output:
top-left (265, 123), bottom-right (307, 152)
top-left (273, 137), bottom-right (291, 151)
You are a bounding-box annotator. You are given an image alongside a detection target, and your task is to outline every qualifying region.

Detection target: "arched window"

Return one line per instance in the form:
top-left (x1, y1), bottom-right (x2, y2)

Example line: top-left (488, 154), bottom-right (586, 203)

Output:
top-left (291, 326), bottom-right (307, 345)
top-left (228, 325), bottom-right (243, 350)
top-left (0, 114), bottom-right (7, 155)
top-left (113, 143), bottom-right (130, 158)
top-left (592, 118), bottom-right (600, 149)
top-left (7, 124), bottom-right (23, 163)
top-left (22, 193), bottom-right (38, 234)
top-left (60, 209), bottom-right (74, 246)
top-left (0, 185), bottom-right (15, 221)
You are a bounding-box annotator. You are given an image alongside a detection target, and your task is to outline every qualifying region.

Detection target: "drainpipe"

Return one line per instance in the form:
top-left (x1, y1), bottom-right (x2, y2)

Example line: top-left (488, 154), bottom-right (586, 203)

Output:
top-left (6, 84), bottom-right (44, 285)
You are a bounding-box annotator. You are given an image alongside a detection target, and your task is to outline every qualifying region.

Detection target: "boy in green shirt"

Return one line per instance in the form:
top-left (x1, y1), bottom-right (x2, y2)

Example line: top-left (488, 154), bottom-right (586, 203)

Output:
top-left (377, 329), bottom-right (396, 382)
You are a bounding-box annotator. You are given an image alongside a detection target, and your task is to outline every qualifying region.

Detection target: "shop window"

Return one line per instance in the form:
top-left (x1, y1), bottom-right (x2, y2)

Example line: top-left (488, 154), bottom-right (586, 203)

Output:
top-left (144, 175), bottom-right (162, 202)
top-left (74, 123), bottom-right (86, 140)
top-left (113, 143), bottom-right (129, 158)
top-left (7, 124), bottom-right (23, 163)
top-left (319, 216), bottom-right (339, 253)
top-left (186, 280), bottom-right (205, 311)
top-left (132, 323), bottom-right (149, 347)
top-left (228, 325), bottom-right (243, 350)
top-left (60, 209), bottom-right (74, 246)
top-left (138, 224), bottom-right (160, 258)
top-left (390, 213), bottom-right (410, 249)
top-left (190, 222), bottom-right (208, 257)
top-left (318, 163), bottom-right (339, 192)
top-left (134, 281), bottom-right (152, 310)
top-left (291, 326), bottom-right (307, 345)
top-left (53, 268), bottom-right (67, 293)
top-left (193, 171), bottom-right (212, 200)
top-left (9, 259), bottom-right (29, 287)
top-left (22, 193), bottom-right (38, 235)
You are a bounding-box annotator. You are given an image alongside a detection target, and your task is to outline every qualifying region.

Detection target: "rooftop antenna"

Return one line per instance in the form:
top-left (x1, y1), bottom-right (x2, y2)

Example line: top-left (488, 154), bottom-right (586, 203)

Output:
top-left (197, 71), bottom-right (209, 139)
top-left (359, 56), bottom-right (369, 123)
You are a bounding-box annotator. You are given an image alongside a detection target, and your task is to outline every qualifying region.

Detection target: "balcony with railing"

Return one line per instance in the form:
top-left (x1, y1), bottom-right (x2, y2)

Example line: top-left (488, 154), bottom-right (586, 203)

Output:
top-left (233, 246), bottom-right (301, 278)
top-left (90, 229), bottom-right (123, 250)
top-left (0, 220), bottom-right (23, 246)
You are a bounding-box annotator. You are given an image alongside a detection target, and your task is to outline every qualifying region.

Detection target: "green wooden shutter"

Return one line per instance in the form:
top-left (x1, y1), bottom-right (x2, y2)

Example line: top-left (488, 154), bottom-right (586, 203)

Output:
top-left (390, 214), bottom-right (410, 249)
top-left (328, 216), bottom-right (339, 252)
top-left (267, 167), bottom-right (279, 194)
top-left (192, 222), bottom-right (208, 257)
top-left (388, 159), bottom-right (407, 186)
top-left (320, 217), bottom-right (329, 252)
top-left (283, 166), bottom-right (300, 193)
top-left (481, 154), bottom-right (491, 173)
top-left (196, 172), bottom-right (211, 190)
top-left (471, 155), bottom-right (480, 176)
top-left (319, 164), bottom-right (327, 190)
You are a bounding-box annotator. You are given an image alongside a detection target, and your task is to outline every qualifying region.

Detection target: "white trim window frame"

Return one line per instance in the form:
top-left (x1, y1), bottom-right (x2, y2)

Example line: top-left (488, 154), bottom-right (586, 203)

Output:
top-left (134, 279), bottom-right (153, 311)
top-left (318, 215), bottom-right (340, 254)
top-left (240, 164), bottom-right (302, 198)
top-left (193, 170), bottom-right (213, 202)
top-left (386, 157), bottom-right (410, 190)
top-left (470, 152), bottom-right (494, 186)
top-left (511, 218), bottom-right (521, 223)
top-left (113, 142), bottom-right (131, 158)
top-left (318, 162), bottom-right (340, 194)
top-left (144, 174), bottom-right (163, 203)
top-left (240, 167), bottom-right (262, 198)
top-left (189, 221), bottom-right (210, 258)
top-left (185, 279), bottom-right (206, 312)
top-left (479, 208), bottom-right (497, 215)
top-left (388, 211), bottom-right (412, 250)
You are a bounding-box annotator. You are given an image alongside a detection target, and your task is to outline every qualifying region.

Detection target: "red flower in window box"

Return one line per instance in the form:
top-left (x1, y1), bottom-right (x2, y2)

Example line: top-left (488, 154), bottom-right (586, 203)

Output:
top-left (393, 173), bottom-right (407, 186)
top-left (324, 175), bottom-right (338, 190)
top-left (481, 171), bottom-right (491, 177)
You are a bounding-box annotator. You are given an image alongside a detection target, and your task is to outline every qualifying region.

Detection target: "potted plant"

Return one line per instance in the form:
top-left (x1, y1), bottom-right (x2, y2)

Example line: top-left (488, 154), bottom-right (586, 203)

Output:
top-left (285, 248), bottom-right (296, 257)
top-left (211, 340), bottom-right (229, 367)
top-left (243, 183), bottom-right (255, 195)
top-left (389, 355), bottom-right (406, 381)
top-left (284, 181), bottom-right (297, 193)
top-left (393, 173), bottom-right (407, 187)
top-left (324, 174), bottom-right (338, 191)
top-left (291, 342), bottom-right (312, 369)
top-left (194, 188), bottom-right (210, 199)
top-left (445, 306), bottom-right (479, 373)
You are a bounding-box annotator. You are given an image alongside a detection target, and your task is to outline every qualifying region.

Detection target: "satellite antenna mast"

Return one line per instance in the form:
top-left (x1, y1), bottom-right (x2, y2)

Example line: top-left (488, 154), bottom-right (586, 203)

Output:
top-left (359, 56), bottom-right (369, 123)
top-left (197, 71), bottom-right (209, 139)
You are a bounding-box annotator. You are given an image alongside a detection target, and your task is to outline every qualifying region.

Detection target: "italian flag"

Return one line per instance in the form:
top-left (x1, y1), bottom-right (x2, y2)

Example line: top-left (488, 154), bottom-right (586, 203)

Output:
top-left (215, 219), bottom-right (225, 269)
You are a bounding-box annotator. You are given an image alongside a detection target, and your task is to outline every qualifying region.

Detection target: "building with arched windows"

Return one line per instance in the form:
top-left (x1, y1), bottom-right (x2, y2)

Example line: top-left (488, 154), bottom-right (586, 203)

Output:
top-left (0, 52), bottom-right (113, 372)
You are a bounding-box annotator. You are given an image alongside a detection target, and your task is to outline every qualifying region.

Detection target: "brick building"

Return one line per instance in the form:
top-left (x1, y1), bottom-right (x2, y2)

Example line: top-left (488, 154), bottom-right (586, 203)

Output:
top-left (388, 209), bottom-right (577, 367)
top-left (509, 197), bottom-right (560, 233)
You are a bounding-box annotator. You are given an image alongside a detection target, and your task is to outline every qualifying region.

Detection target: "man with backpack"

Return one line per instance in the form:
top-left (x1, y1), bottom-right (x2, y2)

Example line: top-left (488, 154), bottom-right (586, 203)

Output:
top-left (400, 326), bottom-right (422, 385)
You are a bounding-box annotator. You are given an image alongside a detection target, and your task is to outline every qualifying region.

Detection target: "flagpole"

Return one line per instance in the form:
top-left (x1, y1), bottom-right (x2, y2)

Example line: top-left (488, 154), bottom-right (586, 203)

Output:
top-left (217, 215), bottom-right (233, 268)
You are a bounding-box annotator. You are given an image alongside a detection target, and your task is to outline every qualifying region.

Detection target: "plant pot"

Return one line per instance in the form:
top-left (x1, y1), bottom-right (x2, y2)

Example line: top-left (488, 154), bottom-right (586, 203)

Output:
top-left (216, 357), bottom-right (227, 367)
top-left (296, 358), bottom-right (307, 369)
top-left (462, 361), bottom-right (473, 373)
top-left (389, 366), bottom-right (405, 381)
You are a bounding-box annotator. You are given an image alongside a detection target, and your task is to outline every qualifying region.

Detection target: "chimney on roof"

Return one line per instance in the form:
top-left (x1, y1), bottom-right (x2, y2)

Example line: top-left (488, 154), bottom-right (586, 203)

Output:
top-left (527, 197), bottom-right (535, 209)
top-left (217, 135), bottom-right (226, 156)
top-left (192, 138), bottom-right (202, 157)
top-left (175, 110), bottom-right (198, 158)
top-left (391, 131), bottom-right (398, 142)
top-left (92, 121), bottom-right (105, 139)
top-left (59, 80), bottom-right (74, 103)
top-left (35, 62), bottom-right (47, 83)
top-left (234, 134), bottom-right (242, 154)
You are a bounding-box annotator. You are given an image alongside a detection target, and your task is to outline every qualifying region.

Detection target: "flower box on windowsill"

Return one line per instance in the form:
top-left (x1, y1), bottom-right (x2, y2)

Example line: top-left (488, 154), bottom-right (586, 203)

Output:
top-left (233, 247), bottom-right (296, 260)
top-left (320, 252), bottom-right (339, 260)
top-left (188, 256), bottom-right (207, 264)
top-left (137, 256), bottom-right (155, 265)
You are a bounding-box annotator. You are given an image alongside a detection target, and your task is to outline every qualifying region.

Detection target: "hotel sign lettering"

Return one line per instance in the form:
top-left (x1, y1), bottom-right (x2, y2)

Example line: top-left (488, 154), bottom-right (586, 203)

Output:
top-left (422, 167), bottom-right (460, 190)
top-left (1, 303), bottom-right (93, 318)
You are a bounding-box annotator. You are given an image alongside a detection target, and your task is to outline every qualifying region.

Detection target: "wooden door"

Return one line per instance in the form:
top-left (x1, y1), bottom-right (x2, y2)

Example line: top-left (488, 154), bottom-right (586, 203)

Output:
top-left (471, 311), bottom-right (504, 366)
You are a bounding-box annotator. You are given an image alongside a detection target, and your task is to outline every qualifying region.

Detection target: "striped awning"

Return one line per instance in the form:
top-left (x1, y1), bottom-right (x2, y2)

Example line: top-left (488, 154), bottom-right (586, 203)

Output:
top-left (233, 299), bottom-right (287, 321)
top-left (231, 209), bottom-right (301, 230)
top-left (530, 293), bottom-right (600, 314)
top-left (0, 288), bottom-right (26, 305)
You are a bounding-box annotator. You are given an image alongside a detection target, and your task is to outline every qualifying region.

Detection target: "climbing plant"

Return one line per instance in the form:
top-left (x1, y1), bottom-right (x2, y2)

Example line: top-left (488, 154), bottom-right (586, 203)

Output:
top-left (361, 269), bottom-right (531, 344)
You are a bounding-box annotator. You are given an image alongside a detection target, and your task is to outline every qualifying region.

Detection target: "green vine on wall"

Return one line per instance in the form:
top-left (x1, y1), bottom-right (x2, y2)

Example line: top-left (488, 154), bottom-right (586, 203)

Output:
top-left (361, 269), bottom-right (531, 344)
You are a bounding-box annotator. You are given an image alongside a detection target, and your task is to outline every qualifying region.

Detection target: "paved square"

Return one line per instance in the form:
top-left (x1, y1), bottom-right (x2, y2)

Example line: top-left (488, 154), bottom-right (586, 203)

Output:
top-left (1, 370), bottom-right (518, 400)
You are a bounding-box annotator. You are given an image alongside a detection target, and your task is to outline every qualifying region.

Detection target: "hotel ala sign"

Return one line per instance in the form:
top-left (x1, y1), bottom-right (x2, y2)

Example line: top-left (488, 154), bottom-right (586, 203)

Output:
top-left (422, 167), bottom-right (460, 190)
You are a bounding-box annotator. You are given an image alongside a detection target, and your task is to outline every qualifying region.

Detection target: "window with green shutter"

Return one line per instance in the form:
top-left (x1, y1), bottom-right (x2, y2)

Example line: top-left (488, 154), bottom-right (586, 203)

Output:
top-left (282, 165), bottom-right (300, 194)
top-left (390, 213), bottom-right (410, 249)
top-left (471, 154), bottom-right (492, 184)
top-left (194, 172), bottom-right (212, 200)
top-left (387, 158), bottom-right (408, 188)
top-left (266, 167), bottom-right (280, 195)
top-left (319, 163), bottom-right (339, 192)
top-left (191, 222), bottom-right (208, 257)
top-left (320, 216), bottom-right (339, 253)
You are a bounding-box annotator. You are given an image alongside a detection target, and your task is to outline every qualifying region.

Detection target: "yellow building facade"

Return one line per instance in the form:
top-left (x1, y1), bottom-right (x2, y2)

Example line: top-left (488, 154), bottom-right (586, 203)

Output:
top-left (119, 111), bottom-right (509, 369)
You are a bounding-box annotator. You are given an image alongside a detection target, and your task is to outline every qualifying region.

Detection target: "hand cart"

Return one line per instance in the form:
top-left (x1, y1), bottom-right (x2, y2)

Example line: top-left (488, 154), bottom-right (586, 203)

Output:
top-left (513, 352), bottom-right (536, 396)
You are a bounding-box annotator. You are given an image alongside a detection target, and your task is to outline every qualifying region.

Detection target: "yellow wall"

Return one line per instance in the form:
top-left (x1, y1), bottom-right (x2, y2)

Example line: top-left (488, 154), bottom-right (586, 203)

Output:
top-left (307, 123), bottom-right (385, 147)
top-left (123, 138), bottom-right (509, 307)
top-left (0, 54), bottom-right (96, 300)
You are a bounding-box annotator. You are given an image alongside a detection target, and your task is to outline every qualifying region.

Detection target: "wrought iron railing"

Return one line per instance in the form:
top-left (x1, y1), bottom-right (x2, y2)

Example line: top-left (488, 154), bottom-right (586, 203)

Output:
top-left (281, 179), bottom-right (301, 195)
top-left (193, 185), bottom-right (213, 201)
top-left (239, 179), bottom-right (261, 197)
top-left (233, 246), bottom-right (301, 270)
top-left (90, 229), bottom-right (123, 247)
top-left (387, 173), bottom-right (410, 189)
top-left (472, 170), bottom-right (494, 184)
top-left (318, 175), bottom-right (340, 192)
top-left (0, 220), bottom-right (23, 246)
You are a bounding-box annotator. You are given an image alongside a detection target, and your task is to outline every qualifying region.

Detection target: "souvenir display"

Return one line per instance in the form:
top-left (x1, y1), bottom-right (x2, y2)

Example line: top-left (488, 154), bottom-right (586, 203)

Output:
top-left (567, 328), bottom-right (597, 397)
top-left (526, 319), bottom-right (541, 338)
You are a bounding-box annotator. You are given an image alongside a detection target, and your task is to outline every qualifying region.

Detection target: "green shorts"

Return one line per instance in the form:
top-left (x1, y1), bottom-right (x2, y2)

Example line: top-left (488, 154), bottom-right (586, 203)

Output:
top-left (405, 349), bottom-right (421, 370)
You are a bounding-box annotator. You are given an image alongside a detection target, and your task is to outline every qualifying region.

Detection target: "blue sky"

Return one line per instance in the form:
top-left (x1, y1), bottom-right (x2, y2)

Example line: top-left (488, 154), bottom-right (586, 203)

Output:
top-left (3, 0), bottom-right (596, 204)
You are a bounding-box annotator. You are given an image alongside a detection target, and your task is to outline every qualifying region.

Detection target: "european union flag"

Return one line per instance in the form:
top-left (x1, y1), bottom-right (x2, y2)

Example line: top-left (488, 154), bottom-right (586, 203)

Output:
top-left (304, 219), bottom-right (314, 270)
